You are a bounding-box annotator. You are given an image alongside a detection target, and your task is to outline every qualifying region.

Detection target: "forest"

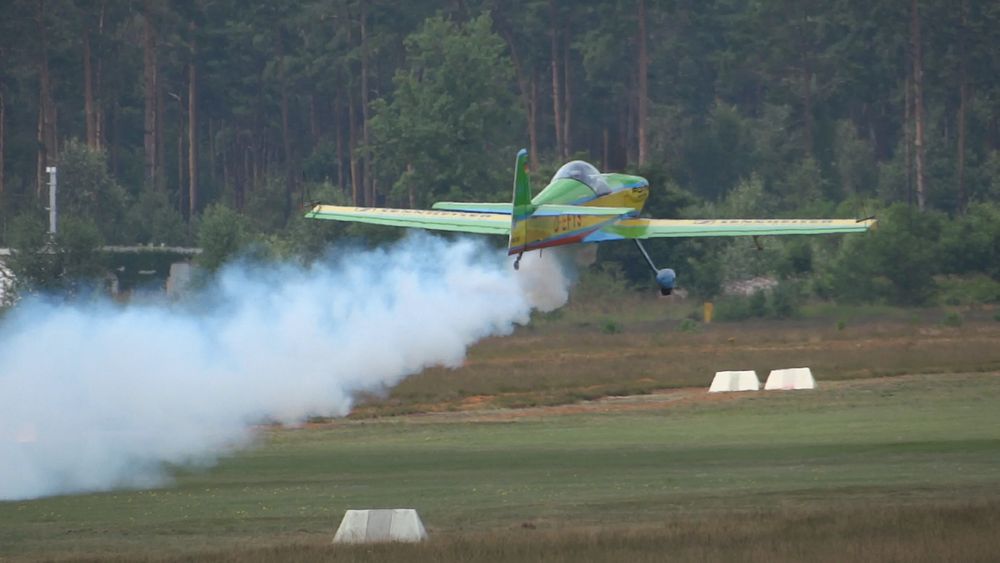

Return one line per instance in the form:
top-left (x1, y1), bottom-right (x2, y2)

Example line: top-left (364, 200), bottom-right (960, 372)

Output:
top-left (0, 0), bottom-right (998, 307)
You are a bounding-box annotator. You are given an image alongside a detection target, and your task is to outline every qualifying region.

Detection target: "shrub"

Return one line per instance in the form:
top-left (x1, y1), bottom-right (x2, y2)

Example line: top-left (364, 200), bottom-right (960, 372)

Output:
top-left (676, 318), bottom-right (700, 333)
top-left (942, 311), bottom-right (963, 327)
top-left (197, 204), bottom-right (252, 271)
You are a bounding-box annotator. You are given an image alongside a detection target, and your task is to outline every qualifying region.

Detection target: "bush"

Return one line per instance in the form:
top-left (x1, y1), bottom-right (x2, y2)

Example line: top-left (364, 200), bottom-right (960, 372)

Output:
top-left (825, 203), bottom-right (940, 306)
top-left (601, 319), bottom-right (622, 334)
top-left (676, 318), bottom-right (700, 333)
top-left (7, 212), bottom-right (106, 295)
top-left (770, 282), bottom-right (802, 318)
top-left (57, 140), bottom-right (129, 243)
top-left (197, 204), bottom-right (252, 271)
top-left (942, 311), bottom-right (963, 327)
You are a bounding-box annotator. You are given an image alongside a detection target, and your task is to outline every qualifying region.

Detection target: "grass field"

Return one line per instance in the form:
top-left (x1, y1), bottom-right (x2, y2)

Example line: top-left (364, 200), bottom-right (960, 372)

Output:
top-left (2, 309), bottom-right (999, 562)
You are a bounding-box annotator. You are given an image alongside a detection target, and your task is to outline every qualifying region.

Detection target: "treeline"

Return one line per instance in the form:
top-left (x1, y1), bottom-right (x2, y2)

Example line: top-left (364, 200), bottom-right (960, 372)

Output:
top-left (0, 1), bottom-right (998, 304)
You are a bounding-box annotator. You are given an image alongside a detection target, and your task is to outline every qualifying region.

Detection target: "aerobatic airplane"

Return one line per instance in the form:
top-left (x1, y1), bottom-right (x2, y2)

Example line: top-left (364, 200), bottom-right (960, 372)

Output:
top-left (306, 149), bottom-right (876, 295)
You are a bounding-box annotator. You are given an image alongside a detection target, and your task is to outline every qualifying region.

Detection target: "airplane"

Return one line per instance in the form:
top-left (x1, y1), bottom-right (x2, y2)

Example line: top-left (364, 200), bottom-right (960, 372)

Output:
top-left (305, 149), bottom-right (876, 295)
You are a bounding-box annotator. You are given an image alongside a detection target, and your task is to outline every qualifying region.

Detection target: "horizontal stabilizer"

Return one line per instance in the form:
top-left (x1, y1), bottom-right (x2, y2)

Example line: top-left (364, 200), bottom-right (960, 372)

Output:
top-left (432, 202), bottom-right (513, 214)
top-left (431, 202), bottom-right (634, 218)
top-left (533, 204), bottom-right (635, 217)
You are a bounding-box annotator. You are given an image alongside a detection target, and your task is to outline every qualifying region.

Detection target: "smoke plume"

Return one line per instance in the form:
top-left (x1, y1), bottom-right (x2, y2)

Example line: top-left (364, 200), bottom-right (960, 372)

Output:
top-left (0, 234), bottom-right (573, 500)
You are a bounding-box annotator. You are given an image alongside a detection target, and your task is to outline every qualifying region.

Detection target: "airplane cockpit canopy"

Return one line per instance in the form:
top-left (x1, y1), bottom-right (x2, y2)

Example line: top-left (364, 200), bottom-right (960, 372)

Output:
top-left (551, 160), bottom-right (611, 195)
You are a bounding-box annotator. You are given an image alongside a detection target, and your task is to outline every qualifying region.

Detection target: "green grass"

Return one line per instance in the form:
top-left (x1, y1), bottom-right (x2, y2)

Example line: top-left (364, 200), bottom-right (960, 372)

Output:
top-left (2, 373), bottom-right (999, 561)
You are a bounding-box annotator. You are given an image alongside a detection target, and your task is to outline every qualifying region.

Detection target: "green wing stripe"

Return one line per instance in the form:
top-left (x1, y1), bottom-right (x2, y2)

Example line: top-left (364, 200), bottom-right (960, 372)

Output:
top-left (306, 205), bottom-right (510, 235)
top-left (610, 218), bottom-right (876, 238)
top-left (432, 202), bottom-right (514, 214)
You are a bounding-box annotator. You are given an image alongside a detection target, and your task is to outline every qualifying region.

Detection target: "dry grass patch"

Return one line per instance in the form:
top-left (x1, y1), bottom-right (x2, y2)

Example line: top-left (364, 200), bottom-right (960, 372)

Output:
top-left (66, 500), bottom-right (1000, 563)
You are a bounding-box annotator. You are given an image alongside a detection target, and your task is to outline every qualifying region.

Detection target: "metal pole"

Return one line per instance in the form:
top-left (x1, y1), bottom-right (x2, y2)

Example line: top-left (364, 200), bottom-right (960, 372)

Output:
top-left (46, 166), bottom-right (57, 235)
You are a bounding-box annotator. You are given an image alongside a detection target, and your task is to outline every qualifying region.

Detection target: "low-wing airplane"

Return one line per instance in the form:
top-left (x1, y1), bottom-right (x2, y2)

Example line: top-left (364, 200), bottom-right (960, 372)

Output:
top-left (306, 149), bottom-right (875, 294)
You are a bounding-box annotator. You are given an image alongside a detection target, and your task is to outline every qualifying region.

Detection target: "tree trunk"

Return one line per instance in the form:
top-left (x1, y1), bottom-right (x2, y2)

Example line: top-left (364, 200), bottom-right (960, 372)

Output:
top-left (549, 0), bottom-right (563, 159)
top-left (529, 74), bottom-right (539, 169)
top-left (36, 0), bottom-right (55, 199)
top-left (0, 87), bottom-right (5, 196)
top-left (176, 94), bottom-right (185, 217)
top-left (308, 94), bottom-right (319, 149)
top-left (142, 1), bottom-right (159, 190)
top-left (904, 73), bottom-right (913, 206)
top-left (495, 13), bottom-right (539, 170)
top-left (562, 32), bottom-right (572, 159)
top-left (602, 125), bottom-right (609, 171)
top-left (188, 23), bottom-right (198, 220)
top-left (406, 163), bottom-right (415, 209)
top-left (208, 118), bottom-right (216, 187)
top-left (910, 0), bottom-right (926, 211)
top-left (956, 0), bottom-right (969, 214)
top-left (156, 74), bottom-right (165, 192)
top-left (94, 0), bottom-right (106, 150)
top-left (802, 63), bottom-right (814, 157)
top-left (361, 3), bottom-right (374, 207)
top-left (276, 32), bottom-right (295, 219)
top-left (348, 88), bottom-right (360, 206)
top-left (109, 98), bottom-right (119, 176)
top-left (83, 27), bottom-right (98, 148)
top-left (334, 93), bottom-right (345, 192)
top-left (636, 0), bottom-right (649, 166)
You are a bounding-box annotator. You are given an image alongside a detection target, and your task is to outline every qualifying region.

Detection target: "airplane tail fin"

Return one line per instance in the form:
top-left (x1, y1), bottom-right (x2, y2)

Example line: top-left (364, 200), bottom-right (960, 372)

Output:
top-left (509, 149), bottom-right (532, 256)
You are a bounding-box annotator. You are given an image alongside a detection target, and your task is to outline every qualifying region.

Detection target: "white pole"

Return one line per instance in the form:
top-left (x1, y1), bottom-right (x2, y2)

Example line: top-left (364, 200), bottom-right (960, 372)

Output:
top-left (46, 166), bottom-right (57, 235)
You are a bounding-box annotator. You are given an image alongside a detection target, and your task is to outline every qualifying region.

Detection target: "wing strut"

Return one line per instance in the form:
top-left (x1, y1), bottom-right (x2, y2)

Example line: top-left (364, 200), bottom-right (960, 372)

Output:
top-left (633, 239), bottom-right (659, 274)
top-left (634, 239), bottom-right (676, 295)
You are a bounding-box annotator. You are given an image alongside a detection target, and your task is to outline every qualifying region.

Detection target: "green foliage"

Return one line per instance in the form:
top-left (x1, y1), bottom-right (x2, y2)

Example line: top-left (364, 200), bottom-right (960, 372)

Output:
top-left (684, 255), bottom-right (723, 301)
top-left (0, 0), bottom-right (996, 307)
top-left (824, 204), bottom-right (941, 306)
top-left (243, 176), bottom-right (289, 234)
top-left (938, 203), bottom-right (1000, 279)
top-left (832, 119), bottom-right (878, 198)
top-left (57, 141), bottom-right (129, 243)
top-left (600, 319), bottom-right (622, 334)
top-left (936, 275), bottom-right (1000, 306)
top-left (676, 318), bottom-right (700, 333)
top-left (712, 282), bottom-right (802, 321)
top-left (265, 183), bottom-right (350, 262)
top-left (941, 311), bottom-right (963, 328)
top-left (369, 14), bottom-right (522, 207)
top-left (6, 212), bottom-right (106, 295)
top-left (197, 204), bottom-right (252, 271)
top-left (124, 190), bottom-right (188, 245)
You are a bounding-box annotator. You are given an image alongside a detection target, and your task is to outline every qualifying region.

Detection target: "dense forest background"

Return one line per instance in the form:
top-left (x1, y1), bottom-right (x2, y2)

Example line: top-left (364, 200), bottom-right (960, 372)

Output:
top-left (0, 0), bottom-right (998, 309)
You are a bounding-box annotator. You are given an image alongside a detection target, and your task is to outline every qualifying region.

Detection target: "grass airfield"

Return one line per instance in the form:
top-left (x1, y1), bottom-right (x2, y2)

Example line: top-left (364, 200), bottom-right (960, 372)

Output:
top-left (2, 306), bottom-right (1000, 562)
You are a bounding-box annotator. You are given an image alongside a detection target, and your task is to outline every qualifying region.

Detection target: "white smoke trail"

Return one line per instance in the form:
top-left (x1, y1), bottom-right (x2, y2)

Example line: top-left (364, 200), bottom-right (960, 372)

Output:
top-left (0, 234), bottom-right (573, 500)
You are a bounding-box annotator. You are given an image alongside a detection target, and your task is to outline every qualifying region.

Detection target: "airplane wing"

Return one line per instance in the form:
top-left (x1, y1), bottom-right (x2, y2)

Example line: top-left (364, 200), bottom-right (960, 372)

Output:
top-left (608, 217), bottom-right (876, 238)
top-left (305, 205), bottom-right (510, 235)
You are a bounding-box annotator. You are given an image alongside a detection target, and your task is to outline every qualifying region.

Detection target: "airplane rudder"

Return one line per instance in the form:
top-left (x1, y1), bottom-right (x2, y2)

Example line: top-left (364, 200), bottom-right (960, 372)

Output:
top-left (512, 148), bottom-right (531, 209)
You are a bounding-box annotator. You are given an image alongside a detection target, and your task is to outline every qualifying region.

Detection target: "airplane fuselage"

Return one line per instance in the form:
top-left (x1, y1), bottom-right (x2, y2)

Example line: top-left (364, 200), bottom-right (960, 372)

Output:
top-left (510, 171), bottom-right (650, 255)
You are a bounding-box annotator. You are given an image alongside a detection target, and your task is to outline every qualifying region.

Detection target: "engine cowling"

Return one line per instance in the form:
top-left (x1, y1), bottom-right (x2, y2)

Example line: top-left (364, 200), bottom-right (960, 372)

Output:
top-left (656, 268), bottom-right (676, 296)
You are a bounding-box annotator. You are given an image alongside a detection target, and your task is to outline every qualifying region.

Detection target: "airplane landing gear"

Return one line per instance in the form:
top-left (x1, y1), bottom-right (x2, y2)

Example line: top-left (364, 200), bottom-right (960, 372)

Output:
top-left (634, 239), bottom-right (676, 295)
top-left (514, 252), bottom-right (524, 270)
